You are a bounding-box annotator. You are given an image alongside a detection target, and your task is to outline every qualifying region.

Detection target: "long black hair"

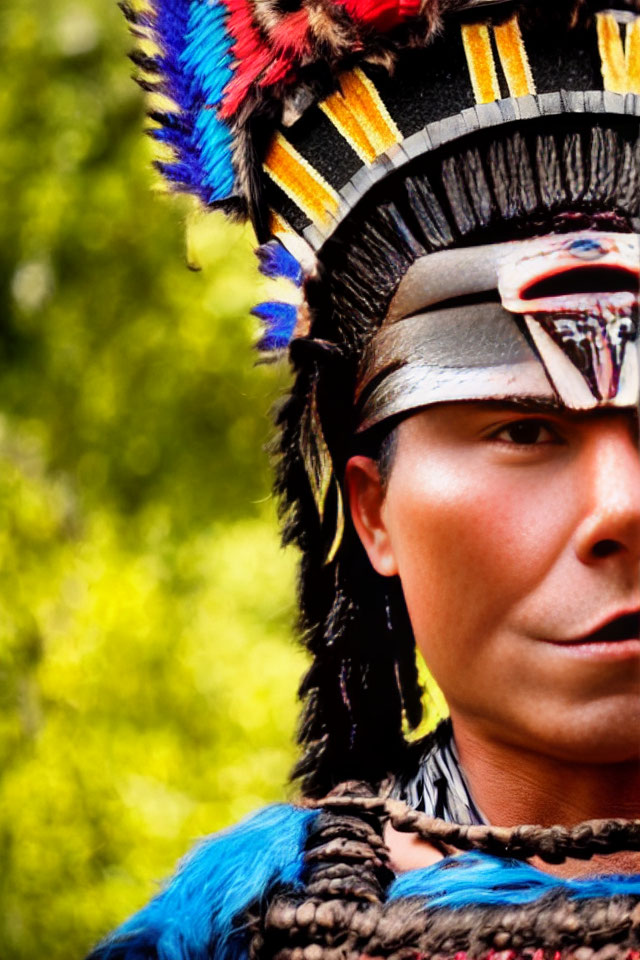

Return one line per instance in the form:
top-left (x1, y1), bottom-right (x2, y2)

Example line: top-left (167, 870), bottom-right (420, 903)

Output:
top-left (275, 114), bottom-right (640, 797)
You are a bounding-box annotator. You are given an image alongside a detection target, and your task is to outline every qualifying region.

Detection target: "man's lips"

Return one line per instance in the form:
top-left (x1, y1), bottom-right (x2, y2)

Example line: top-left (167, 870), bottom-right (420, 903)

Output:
top-left (550, 609), bottom-right (640, 646)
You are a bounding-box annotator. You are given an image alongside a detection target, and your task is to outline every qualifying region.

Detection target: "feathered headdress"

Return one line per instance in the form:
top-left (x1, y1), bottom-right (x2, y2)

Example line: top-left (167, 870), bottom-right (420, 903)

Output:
top-left (125, 0), bottom-right (640, 350)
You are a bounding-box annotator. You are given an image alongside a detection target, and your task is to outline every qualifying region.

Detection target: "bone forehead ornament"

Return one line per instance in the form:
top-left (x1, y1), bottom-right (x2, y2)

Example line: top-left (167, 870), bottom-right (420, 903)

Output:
top-left (356, 231), bottom-right (640, 431)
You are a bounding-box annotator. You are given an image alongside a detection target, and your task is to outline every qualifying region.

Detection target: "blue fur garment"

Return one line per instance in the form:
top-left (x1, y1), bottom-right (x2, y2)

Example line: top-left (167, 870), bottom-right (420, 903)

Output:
top-left (388, 851), bottom-right (640, 907)
top-left (88, 804), bottom-right (319, 960)
top-left (88, 807), bottom-right (640, 960)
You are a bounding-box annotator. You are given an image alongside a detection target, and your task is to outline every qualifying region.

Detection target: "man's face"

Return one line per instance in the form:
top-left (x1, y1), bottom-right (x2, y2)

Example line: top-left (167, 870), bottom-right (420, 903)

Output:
top-left (346, 402), bottom-right (640, 763)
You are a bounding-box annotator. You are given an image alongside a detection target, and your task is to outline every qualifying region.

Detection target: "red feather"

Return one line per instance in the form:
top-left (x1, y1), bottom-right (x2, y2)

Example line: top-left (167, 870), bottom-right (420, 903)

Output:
top-left (270, 10), bottom-right (312, 57)
top-left (220, 0), bottom-right (273, 117)
top-left (342, 0), bottom-right (421, 30)
top-left (219, 0), bottom-right (422, 118)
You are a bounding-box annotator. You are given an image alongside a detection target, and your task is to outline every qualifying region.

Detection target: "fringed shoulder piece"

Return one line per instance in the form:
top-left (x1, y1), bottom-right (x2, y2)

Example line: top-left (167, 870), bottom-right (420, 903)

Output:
top-left (258, 788), bottom-right (640, 960)
top-left (87, 804), bottom-right (319, 960)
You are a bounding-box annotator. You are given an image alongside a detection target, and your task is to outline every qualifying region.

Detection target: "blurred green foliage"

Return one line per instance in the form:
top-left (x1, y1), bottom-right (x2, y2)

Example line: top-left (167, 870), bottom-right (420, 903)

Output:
top-left (0, 1), bottom-right (307, 955)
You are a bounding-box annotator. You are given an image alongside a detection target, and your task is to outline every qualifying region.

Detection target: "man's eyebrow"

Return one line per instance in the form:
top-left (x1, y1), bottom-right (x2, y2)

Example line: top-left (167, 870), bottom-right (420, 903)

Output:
top-left (469, 397), bottom-right (564, 415)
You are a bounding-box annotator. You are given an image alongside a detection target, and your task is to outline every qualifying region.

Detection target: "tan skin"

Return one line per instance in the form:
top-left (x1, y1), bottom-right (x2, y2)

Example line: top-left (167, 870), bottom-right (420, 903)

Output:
top-left (345, 401), bottom-right (640, 878)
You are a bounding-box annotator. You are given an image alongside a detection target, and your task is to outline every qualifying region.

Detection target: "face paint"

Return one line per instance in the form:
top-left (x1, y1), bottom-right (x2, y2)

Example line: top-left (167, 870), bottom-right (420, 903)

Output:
top-left (355, 231), bottom-right (640, 432)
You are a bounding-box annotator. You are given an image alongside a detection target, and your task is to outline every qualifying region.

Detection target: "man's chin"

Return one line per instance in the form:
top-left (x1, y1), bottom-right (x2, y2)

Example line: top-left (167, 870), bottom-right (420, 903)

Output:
top-left (475, 691), bottom-right (640, 766)
top-left (533, 700), bottom-right (640, 765)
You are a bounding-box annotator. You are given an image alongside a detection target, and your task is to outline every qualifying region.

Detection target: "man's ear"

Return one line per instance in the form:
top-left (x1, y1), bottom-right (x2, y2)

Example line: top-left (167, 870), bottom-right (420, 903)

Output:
top-left (345, 456), bottom-right (399, 577)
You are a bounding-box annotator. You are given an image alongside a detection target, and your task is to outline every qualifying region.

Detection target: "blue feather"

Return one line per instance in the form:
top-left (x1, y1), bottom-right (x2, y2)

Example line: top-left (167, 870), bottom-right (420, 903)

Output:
top-left (88, 804), bottom-right (318, 960)
top-left (252, 301), bottom-right (299, 351)
top-left (141, 0), bottom-right (234, 204)
top-left (181, 0), bottom-right (234, 202)
top-left (256, 242), bottom-right (303, 286)
top-left (388, 851), bottom-right (640, 908)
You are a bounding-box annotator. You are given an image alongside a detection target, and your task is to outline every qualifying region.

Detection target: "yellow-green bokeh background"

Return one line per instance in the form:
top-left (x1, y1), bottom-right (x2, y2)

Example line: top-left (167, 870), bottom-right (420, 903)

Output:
top-left (0, 3), bottom-right (446, 956)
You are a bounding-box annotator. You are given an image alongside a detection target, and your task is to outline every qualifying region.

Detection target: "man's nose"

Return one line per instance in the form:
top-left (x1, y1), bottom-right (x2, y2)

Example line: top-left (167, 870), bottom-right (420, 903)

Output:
top-left (573, 415), bottom-right (640, 568)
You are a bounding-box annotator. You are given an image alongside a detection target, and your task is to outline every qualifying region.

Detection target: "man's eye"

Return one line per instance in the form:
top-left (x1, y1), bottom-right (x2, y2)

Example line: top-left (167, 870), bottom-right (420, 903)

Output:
top-left (495, 419), bottom-right (555, 445)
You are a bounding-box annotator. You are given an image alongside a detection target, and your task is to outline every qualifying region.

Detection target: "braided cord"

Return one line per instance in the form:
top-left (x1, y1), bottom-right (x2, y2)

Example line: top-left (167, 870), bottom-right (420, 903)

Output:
top-left (314, 792), bottom-right (640, 865)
